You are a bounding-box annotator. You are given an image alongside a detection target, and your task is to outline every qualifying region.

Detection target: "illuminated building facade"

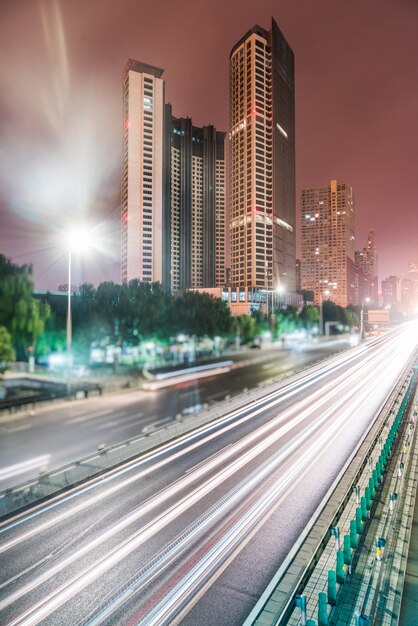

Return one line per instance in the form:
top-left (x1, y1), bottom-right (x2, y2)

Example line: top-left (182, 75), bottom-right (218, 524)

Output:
top-left (382, 275), bottom-right (400, 307)
top-left (355, 229), bottom-right (379, 304)
top-left (408, 260), bottom-right (418, 308)
top-left (121, 60), bottom-right (226, 292)
top-left (121, 60), bottom-right (166, 286)
top-left (229, 19), bottom-right (296, 293)
top-left (301, 179), bottom-right (356, 307)
top-left (168, 116), bottom-right (226, 291)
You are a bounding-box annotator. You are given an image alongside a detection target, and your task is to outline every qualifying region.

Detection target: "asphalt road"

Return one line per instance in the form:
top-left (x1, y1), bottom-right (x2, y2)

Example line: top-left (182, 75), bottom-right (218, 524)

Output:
top-left (0, 339), bottom-right (351, 489)
top-left (0, 324), bottom-right (417, 626)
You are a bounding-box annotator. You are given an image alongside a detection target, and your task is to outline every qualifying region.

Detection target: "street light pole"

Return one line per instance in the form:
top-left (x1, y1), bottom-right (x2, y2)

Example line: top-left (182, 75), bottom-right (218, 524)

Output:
top-left (319, 291), bottom-right (323, 336)
top-left (319, 288), bottom-right (330, 336)
top-left (265, 263), bottom-right (271, 319)
top-left (360, 297), bottom-right (371, 341)
top-left (66, 245), bottom-right (72, 396)
top-left (64, 227), bottom-right (94, 395)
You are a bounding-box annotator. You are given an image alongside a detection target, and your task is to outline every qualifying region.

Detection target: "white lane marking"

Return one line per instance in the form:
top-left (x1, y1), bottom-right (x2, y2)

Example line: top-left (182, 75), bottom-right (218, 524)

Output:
top-left (96, 421), bottom-right (118, 430)
top-left (152, 417), bottom-right (173, 428)
top-left (4, 424), bottom-right (33, 433)
top-left (66, 409), bottom-right (114, 424)
top-left (109, 417), bottom-right (146, 432)
top-left (0, 455), bottom-right (51, 482)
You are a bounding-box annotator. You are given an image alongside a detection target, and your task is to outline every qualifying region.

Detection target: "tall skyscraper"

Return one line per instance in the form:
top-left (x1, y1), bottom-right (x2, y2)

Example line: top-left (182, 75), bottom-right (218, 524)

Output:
top-left (401, 277), bottom-right (413, 310)
top-left (121, 60), bottom-right (166, 286)
top-left (407, 260), bottom-right (418, 308)
top-left (382, 275), bottom-right (400, 307)
top-left (301, 179), bottom-right (356, 307)
top-left (229, 19), bottom-right (296, 293)
top-left (355, 229), bottom-right (378, 303)
top-left (121, 60), bottom-right (226, 293)
top-left (168, 116), bottom-right (226, 291)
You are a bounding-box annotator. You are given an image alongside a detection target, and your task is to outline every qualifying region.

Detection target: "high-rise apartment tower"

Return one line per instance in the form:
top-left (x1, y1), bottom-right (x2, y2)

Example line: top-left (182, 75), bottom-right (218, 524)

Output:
top-left (301, 179), bottom-right (356, 307)
top-left (229, 19), bottom-right (296, 293)
top-left (121, 60), bottom-right (167, 286)
top-left (121, 60), bottom-right (226, 292)
top-left (167, 115), bottom-right (226, 291)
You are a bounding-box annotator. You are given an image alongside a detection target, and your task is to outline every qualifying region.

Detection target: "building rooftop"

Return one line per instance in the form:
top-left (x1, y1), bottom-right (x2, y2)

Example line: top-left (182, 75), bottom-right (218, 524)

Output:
top-left (124, 58), bottom-right (164, 78)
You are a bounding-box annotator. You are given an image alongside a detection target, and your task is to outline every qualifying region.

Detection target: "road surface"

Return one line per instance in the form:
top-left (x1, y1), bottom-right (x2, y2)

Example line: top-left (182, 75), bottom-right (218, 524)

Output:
top-left (0, 340), bottom-right (351, 489)
top-left (0, 325), bottom-right (416, 626)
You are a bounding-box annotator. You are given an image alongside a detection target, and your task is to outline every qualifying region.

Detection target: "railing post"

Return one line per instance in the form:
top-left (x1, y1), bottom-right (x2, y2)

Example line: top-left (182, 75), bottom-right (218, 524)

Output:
top-left (330, 526), bottom-right (340, 551)
top-left (368, 476), bottom-right (375, 500)
top-left (318, 592), bottom-right (328, 626)
top-left (336, 550), bottom-right (345, 584)
top-left (356, 507), bottom-right (363, 534)
top-left (361, 496), bottom-right (367, 521)
top-left (344, 535), bottom-right (352, 573)
top-left (389, 492), bottom-right (397, 512)
top-left (350, 519), bottom-right (358, 548)
top-left (327, 570), bottom-right (337, 606)
top-left (365, 486), bottom-right (371, 511)
top-left (295, 594), bottom-right (307, 625)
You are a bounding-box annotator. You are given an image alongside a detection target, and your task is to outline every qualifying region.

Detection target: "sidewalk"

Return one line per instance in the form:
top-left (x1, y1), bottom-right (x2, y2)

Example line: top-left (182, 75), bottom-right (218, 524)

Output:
top-left (399, 408), bottom-right (418, 626)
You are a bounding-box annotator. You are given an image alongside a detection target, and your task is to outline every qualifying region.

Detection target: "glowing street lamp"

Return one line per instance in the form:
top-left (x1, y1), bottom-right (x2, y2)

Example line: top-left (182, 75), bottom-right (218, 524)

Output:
top-left (319, 288), bottom-right (331, 336)
top-left (360, 296), bottom-right (371, 341)
top-left (276, 284), bottom-right (285, 311)
top-left (66, 228), bottom-right (93, 395)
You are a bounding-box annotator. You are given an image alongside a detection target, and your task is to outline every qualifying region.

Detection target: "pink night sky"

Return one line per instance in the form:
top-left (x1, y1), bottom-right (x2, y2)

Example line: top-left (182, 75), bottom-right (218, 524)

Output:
top-left (0, 0), bottom-right (417, 290)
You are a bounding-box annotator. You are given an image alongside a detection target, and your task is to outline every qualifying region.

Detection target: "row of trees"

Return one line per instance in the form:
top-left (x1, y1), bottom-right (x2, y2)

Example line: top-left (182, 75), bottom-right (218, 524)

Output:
top-left (0, 254), bottom-right (360, 367)
top-left (38, 281), bottom-right (232, 361)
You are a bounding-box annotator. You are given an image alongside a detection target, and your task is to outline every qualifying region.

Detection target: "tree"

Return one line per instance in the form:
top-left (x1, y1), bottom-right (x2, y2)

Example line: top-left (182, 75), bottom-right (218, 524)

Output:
top-left (232, 315), bottom-right (256, 344)
top-left (298, 304), bottom-right (319, 330)
top-left (276, 306), bottom-right (299, 335)
top-left (0, 254), bottom-right (50, 358)
top-left (322, 300), bottom-right (359, 334)
top-left (0, 326), bottom-right (14, 373)
top-left (170, 291), bottom-right (232, 338)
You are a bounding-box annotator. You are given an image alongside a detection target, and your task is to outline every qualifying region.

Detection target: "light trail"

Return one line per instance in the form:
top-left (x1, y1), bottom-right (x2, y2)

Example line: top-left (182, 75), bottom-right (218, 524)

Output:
top-left (1, 331), bottom-right (394, 540)
top-left (142, 365), bottom-right (232, 390)
top-left (0, 344), bottom-right (379, 608)
top-left (0, 332), bottom-right (393, 554)
top-left (141, 338), bottom-right (416, 625)
top-left (0, 457), bottom-right (50, 482)
top-left (0, 324), bottom-right (416, 626)
top-left (1, 332), bottom-right (405, 624)
top-left (85, 358), bottom-right (393, 626)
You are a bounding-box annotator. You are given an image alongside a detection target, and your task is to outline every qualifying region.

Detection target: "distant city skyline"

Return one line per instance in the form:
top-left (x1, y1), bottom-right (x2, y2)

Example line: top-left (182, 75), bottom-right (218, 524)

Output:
top-left (0, 0), bottom-right (417, 290)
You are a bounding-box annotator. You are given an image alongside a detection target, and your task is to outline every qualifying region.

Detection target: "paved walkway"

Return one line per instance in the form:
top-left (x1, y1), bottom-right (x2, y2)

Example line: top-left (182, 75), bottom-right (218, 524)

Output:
top-left (399, 407), bottom-right (418, 626)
